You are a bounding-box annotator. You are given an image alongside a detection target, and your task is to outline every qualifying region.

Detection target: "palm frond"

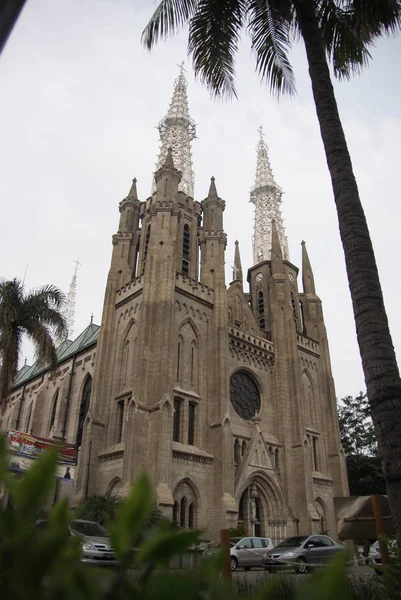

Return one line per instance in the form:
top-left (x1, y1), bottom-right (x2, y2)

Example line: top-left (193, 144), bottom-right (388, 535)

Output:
top-left (188, 0), bottom-right (247, 98)
top-left (317, 0), bottom-right (401, 79)
top-left (247, 0), bottom-right (295, 97)
top-left (142, 0), bottom-right (198, 49)
top-left (23, 285), bottom-right (67, 341)
top-left (24, 321), bottom-right (58, 371)
top-left (317, 0), bottom-right (370, 79)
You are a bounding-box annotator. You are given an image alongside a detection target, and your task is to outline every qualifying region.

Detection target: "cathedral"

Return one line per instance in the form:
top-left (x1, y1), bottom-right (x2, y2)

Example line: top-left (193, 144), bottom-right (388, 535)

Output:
top-left (1, 67), bottom-right (349, 541)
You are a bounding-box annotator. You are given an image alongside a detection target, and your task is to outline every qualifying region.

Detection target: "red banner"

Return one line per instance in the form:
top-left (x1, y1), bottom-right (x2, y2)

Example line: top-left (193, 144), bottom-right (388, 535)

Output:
top-left (7, 429), bottom-right (77, 466)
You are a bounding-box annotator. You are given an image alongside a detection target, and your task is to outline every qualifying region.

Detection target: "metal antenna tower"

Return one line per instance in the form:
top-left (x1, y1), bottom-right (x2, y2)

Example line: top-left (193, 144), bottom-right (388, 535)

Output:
top-left (59, 259), bottom-right (81, 343)
top-left (153, 62), bottom-right (197, 197)
top-left (250, 127), bottom-right (289, 264)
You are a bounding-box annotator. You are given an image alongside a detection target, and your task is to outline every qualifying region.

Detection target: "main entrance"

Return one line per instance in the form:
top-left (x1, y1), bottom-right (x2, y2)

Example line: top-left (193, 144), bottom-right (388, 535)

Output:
top-left (237, 474), bottom-right (287, 546)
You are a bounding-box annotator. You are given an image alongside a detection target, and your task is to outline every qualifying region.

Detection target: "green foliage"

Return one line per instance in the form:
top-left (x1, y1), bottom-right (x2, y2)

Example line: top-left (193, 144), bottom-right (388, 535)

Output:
top-left (0, 277), bottom-right (67, 406)
top-left (338, 392), bottom-right (385, 495)
top-left (142, 1), bottom-right (401, 98)
top-left (380, 537), bottom-right (401, 600)
top-left (228, 524), bottom-right (246, 537)
top-left (0, 433), bottom-right (391, 599)
top-left (76, 493), bottom-right (122, 526)
top-left (338, 392), bottom-right (376, 456)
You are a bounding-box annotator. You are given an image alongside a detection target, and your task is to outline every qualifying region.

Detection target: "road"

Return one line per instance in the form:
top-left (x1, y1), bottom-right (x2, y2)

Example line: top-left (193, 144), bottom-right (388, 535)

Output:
top-left (232, 563), bottom-right (375, 581)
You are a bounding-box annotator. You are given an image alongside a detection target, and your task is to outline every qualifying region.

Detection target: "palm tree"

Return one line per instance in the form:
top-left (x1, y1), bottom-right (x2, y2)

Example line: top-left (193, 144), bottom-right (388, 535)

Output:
top-left (142, 1), bottom-right (401, 531)
top-left (0, 278), bottom-right (67, 408)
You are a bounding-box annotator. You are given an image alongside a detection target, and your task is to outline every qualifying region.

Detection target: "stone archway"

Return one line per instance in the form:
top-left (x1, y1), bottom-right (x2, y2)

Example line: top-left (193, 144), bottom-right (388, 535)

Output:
top-left (237, 472), bottom-right (287, 546)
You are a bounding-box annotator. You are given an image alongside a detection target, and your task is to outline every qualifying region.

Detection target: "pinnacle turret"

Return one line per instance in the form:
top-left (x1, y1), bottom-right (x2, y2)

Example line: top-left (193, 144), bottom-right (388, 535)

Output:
top-left (208, 175), bottom-right (218, 197)
top-left (127, 177), bottom-right (138, 199)
top-left (250, 127), bottom-right (289, 264)
top-left (153, 62), bottom-right (196, 197)
top-left (232, 240), bottom-right (243, 284)
top-left (301, 240), bottom-right (316, 294)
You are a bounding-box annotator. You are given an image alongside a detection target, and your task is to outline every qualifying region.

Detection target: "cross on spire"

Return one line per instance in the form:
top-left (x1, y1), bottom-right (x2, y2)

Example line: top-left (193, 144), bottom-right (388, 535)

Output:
top-left (257, 125), bottom-right (264, 141)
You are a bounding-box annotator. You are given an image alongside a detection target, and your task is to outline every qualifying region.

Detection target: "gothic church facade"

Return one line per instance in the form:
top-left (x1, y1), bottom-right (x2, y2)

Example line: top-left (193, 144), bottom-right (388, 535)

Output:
top-left (2, 68), bottom-right (349, 541)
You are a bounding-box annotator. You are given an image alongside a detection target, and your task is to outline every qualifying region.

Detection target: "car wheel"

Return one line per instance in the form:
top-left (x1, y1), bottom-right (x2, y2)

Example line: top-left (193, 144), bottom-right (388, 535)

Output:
top-left (296, 557), bottom-right (308, 574)
top-left (244, 567), bottom-right (251, 571)
top-left (230, 557), bottom-right (238, 571)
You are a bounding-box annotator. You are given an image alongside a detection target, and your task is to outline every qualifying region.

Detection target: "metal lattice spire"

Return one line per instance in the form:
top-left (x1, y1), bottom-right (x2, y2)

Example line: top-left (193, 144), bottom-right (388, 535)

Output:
top-left (153, 62), bottom-right (196, 197)
top-left (250, 127), bottom-right (289, 264)
top-left (58, 259), bottom-right (81, 344)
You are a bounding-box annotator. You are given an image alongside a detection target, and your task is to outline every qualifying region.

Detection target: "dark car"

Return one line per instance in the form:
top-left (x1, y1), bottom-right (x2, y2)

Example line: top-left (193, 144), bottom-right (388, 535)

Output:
top-left (263, 534), bottom-right (344, 573)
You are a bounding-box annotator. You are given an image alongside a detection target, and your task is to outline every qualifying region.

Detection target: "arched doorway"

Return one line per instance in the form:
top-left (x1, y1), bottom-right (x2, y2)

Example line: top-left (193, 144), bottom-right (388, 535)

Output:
top-left (237, 473), bottom-right (287, 546)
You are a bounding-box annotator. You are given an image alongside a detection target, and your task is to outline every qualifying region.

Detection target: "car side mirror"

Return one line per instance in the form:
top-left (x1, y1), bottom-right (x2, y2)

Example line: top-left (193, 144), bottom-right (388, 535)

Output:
top-left (243, 545), bottom-right (251, 549)
top-left (306, 544), bottom-right (314, 549)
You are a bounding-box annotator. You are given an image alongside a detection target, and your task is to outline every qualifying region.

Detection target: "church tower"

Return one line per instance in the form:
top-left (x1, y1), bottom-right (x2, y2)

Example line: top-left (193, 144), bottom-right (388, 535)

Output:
top-left (72, 71), bottom-right (348, 540)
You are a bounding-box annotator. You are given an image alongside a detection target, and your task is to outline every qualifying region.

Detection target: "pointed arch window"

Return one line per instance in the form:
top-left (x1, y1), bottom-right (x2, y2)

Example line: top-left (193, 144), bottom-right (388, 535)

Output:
top-left (188, 503), bottom-right (195, 529)
top-left (291, 291), bottom-right (298, 328)
top-left (77, 375), bottom-right (92, 447)
top-left (173, 501), bottom-right (179, 523)
top-left (180, 497), bottom-right (187, 527)
top-left (234, 439), bottom-right (240, 464)
top-left (173, 398), bottom-right (182, 442)
top-left (182, 224), bottom-right (190, 276)
top-left (122, 339), bottom-right (130, 389)
top-left (176, 338), bottom-right (182, 382)
top-left (258, 291), bottom-right (265, 329)
top-left (188, 402), bottom-right (196, 446)
top-left (190, 341), bottom-right (197, 389)
top-left (116, 400), bottom-right (124, 444)
top-left (25, 403), bottom-right (33, 434)
top-left (49, 390), bottom-right (59, 433)
top-left (142, 225), bottom-right (151, 272)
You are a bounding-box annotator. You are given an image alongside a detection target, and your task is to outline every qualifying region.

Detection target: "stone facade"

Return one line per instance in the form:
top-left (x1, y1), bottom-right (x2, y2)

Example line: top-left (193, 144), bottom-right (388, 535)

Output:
top-left (1, 79), bottom-right (349, 542)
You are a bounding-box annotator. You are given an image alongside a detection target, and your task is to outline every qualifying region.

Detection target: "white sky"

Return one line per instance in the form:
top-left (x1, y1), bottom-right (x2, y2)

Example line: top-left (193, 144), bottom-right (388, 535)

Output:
top-left (1, 0), bottom-right (400, 400)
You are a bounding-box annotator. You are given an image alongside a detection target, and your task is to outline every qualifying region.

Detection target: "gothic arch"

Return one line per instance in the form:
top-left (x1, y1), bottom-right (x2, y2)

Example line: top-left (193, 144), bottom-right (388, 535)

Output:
top-left (173, 478), bottom-right (200, 529)
top-left (48, 388), bottom-right (59, 434)
top-left (106, 476), bottom-right (122, 497)
top-left (236, 470), bottom-right (287, 541)
top-left (118, 318), bottom-right (138, 391)
top-left (76, 374), bottom-right (92, 447)
top-left (176, 319), bottom-right (201, 391)
top-left (301, 369), bottom-right (317, 426)
top-left (314, 497), bottom-right (327, 534)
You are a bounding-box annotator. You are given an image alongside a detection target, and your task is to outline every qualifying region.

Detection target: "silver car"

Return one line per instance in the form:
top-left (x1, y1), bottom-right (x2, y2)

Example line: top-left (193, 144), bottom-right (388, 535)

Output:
top-left (203, 536), bottom-right (274, 571)
top-left (36, 518), bottom-right (118, 567)
top-left (264, 535), bottom-right (344, 573)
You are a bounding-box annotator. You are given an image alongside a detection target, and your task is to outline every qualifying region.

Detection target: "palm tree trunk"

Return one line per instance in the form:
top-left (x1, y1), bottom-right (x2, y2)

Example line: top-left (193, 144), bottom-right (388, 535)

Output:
top-left (0, 0), bottom-right (27, 55)
top-left (293, 0), bottom-right (401, 531)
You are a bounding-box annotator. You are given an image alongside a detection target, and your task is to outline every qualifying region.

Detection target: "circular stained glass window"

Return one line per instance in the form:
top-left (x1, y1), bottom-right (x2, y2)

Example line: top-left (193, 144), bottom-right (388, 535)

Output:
top-left (230, 371), bottom-right (261, 420)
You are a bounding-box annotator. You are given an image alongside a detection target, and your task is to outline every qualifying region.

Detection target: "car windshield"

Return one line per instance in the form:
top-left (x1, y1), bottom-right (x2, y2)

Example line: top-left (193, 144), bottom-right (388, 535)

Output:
top-left (276, 536), bottom-right (309, 548)
top-left (71, 521), bottom-right (108, 537)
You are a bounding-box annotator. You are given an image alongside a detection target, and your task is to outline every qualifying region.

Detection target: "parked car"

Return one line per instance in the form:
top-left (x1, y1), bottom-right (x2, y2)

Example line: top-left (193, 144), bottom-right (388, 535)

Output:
top-left (35, 518), bottom-right (118, 567)
top-left (203, 536), bottom-right (274, 571)
top-left (263, 535), bottom-right (344, 574)
top-left (368, 539), bottom-right (398, 574)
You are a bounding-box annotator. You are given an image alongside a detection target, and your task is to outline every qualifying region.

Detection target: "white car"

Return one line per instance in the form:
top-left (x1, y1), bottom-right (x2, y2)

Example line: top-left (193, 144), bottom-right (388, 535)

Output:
top-left (203, 536), bottom-right (274, 571)
top-left (368, 539), bottom-right (398, 574)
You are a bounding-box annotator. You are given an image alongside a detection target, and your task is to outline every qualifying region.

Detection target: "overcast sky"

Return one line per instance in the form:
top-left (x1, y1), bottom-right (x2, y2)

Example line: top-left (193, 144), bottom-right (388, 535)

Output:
top-left (1, 0), bottom-right (400, 400)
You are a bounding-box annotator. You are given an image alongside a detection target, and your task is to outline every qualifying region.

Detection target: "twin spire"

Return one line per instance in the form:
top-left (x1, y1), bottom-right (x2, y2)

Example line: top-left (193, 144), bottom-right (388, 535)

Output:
top-left (150, 66), bottom-right (316, 291)
top-left (250, 127), bottom-right (289, 264)
top-left (153, 62), bottom-right (196, 198)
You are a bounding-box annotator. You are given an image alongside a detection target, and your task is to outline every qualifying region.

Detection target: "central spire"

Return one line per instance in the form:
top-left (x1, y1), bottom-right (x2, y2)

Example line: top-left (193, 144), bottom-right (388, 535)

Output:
top-left (250, 127), bottom-right (289, 264)
top-left (153, 62), bottom-right (197, 197)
